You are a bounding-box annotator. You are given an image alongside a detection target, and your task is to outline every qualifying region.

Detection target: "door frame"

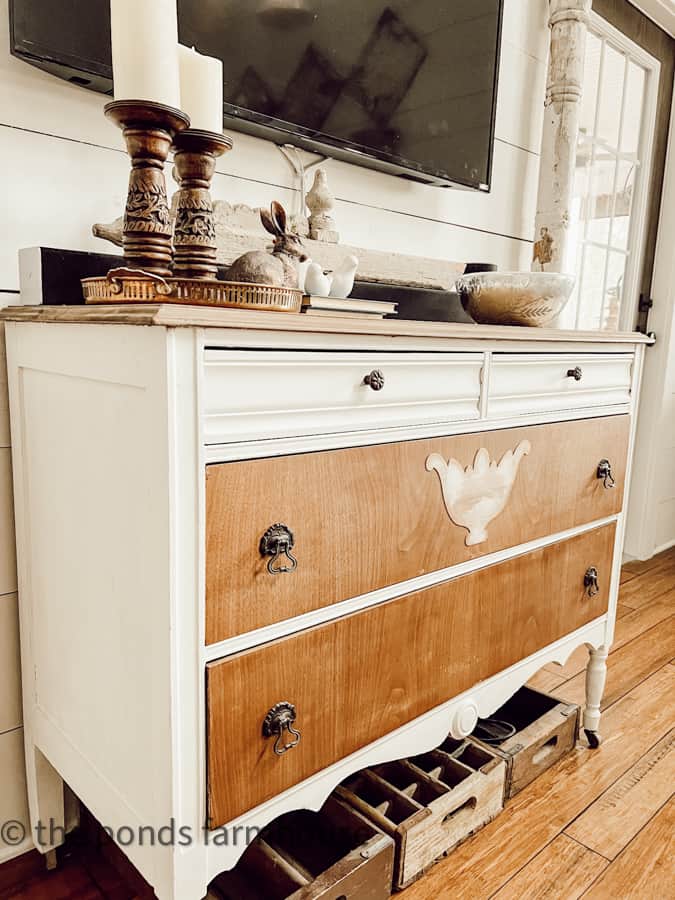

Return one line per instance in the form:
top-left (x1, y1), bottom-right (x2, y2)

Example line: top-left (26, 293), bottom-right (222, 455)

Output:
top-left (625, 82), bottom-right (675, 558)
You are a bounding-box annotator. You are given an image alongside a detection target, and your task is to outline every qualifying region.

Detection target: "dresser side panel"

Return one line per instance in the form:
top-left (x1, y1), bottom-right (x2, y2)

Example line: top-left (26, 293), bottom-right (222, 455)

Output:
top-left (6, 323), bottom-right (177, 879)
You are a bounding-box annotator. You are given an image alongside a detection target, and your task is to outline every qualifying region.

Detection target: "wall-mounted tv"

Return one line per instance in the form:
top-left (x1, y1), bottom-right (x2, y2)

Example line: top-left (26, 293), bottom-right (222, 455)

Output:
top-left (9, 0), bottom-right (503, 190)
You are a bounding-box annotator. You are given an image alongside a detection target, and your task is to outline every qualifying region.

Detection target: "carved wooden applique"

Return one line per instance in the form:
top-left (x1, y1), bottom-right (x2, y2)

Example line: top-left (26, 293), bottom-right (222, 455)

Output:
top-left (426, 441), bottom-right (531, 546)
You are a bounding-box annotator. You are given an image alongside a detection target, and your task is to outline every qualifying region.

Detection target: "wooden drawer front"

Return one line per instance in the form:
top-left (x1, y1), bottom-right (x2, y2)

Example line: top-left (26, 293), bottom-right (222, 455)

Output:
top-left (206, 524), bottom-right (615, 826)
top-left (205, 415), bottom-right (628, 644)
top-left (202, 350), bottom-right (482, 444)
top-left (488, 353), bottom-right (633, 416)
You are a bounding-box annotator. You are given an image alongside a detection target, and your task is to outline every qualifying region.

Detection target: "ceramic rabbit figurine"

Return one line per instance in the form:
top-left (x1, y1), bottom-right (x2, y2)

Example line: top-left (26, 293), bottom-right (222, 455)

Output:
top-left (226, 201), bottom-right (308, 288)
top-left (426, 440), bottom-right (531, 546)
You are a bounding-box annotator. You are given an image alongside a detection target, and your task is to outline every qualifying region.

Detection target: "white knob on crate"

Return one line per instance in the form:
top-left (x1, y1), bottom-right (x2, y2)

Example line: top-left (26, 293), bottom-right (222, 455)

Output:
top-left (449, 700), bottom-right (479, 739)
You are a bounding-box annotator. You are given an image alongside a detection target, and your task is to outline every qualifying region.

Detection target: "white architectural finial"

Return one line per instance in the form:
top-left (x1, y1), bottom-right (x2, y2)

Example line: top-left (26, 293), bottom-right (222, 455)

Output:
top-left (306, 168), bottom-right (339, 243)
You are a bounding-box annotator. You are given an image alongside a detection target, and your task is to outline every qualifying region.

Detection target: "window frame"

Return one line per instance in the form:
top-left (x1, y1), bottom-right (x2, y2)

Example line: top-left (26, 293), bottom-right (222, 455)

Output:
top-left (573, 11), bottom-right (660, 332)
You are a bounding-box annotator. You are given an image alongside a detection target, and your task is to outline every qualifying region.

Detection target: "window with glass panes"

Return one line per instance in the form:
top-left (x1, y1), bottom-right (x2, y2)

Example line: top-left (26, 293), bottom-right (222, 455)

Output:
top-left (569, 23), bottom-right (655, 330)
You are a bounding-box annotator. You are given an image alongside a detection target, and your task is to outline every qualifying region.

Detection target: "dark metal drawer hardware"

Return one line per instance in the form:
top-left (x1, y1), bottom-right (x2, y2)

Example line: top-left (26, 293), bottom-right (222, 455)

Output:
top-left (363, 369), bottom-right (385, 391)
top-left (263, 702), bottom-right (301, 755)
top-left (473, 718), bottom-right (517, 745)
top-left (260, 523), bottom-right (297, 575)
top-left (566, 366), bottom-right (583, 381)
top-left (584, 566), bottom-right (599, 597)
top-left (597, 459), bottom-right (616, 489)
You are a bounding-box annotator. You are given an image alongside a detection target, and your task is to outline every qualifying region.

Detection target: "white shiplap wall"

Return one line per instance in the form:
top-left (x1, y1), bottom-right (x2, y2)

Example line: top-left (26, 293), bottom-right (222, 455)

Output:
top-left (0, 0), bottom-right (549, 862)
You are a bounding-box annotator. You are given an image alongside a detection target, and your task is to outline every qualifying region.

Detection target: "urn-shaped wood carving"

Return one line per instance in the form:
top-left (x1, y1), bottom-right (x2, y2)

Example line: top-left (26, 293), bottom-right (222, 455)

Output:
top-left (426, 441), bottom-right (531, 545)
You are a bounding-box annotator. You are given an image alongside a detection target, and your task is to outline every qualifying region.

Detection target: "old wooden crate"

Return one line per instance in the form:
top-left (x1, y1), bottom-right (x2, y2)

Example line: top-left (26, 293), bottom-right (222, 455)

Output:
top-left (335, 740), bottom-right (505, 890)
top-left (208, 794), bottom-right (394, 899)
top-left (471, 686), bottom-right (580, 799)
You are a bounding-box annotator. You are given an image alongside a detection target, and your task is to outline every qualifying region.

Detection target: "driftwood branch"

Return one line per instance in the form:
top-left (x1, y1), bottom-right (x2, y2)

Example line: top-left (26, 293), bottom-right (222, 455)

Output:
top-left (94, 198), bottom-right (464, 290)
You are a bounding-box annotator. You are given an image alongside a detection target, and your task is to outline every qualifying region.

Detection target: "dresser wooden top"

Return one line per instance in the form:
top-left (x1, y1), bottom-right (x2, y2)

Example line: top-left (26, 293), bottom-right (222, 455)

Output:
top-left (0, 303), bottom-right (653, 345)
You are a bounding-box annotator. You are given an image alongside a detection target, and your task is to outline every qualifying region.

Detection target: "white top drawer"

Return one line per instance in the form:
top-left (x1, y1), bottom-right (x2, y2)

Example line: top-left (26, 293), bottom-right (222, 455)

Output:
top-left (488, 353), bottom-right (633, 416)
top-left (202, 350), bottom-right (483, 444)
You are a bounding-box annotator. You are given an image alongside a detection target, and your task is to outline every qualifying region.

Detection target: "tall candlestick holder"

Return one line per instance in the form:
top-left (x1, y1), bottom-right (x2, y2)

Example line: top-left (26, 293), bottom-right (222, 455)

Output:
top-left (171, 129), bottom-right (233, 279)
top-left (104, 99), bottom-right (190, 276)
top-left (84, 106), bottom-right (301, 312)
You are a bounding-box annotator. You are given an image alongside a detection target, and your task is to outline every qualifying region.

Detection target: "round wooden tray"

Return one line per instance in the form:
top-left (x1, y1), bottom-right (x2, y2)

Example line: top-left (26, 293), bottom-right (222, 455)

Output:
top-left (81, 268), bottom-right (302, 312)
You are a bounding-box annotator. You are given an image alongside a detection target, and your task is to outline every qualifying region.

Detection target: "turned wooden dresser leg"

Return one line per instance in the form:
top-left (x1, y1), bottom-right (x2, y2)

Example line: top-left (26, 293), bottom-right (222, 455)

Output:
top-left (583, 644), bottom-right (608, 748)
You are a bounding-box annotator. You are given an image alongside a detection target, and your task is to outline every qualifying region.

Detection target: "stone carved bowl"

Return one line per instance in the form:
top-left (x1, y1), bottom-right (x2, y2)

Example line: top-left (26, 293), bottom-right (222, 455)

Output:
top-left (455, 271), bottom-right (575, 327)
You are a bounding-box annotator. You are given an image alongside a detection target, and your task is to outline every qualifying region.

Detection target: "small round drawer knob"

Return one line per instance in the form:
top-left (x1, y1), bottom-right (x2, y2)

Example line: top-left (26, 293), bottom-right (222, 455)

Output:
top-left (363, 369), bottom-right (385, 391)
top-left (260, 523), bottom-right (297, 575)
top-left (449, 700), bottom-right (479, 739)
top-left (566, 366), bottom-right (583, 381)
top-left (597, 459), bottom-right (616, 489)
top-left (263, 702), bottom-right (301, 756)
top-left (584, 566), bottom-right (600, 597)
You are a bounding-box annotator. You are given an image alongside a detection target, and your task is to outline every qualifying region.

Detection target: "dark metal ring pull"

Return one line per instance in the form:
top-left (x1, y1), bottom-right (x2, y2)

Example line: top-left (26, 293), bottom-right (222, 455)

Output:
top-left (584, 566), bottom-right (599, 597)
top-left (263, 702), bottom-right (301, 756)
top-left (597, 459), bottom-right (616, 489)
top-left (472, 718), bottom-right (517, 745)
top-left (363, 369), bottom-right (385, 391)
top-left (260, 524), bottom-right (297, 575)
top-left (566, 366), bottom-right (583, 381)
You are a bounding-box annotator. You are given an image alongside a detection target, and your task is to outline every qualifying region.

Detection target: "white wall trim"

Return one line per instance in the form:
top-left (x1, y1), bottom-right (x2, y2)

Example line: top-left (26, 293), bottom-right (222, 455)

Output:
top-left (0, 837), bottom-right (34, 866)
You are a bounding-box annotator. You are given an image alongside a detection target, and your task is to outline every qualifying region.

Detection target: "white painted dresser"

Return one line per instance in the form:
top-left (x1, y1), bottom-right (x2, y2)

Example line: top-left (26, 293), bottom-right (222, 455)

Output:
top-left (3, 304), bottom-right (650, 899)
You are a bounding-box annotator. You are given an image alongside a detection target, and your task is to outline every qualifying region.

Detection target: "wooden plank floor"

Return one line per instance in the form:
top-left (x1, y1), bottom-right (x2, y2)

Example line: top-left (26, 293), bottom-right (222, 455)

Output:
top-left (1, 549), bottom-right (674, 899)
top-left (403, 545), bottom-right (675, 900)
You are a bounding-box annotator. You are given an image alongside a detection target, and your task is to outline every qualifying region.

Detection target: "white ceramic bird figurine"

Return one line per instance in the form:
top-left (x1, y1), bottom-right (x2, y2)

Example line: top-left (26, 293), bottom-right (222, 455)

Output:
top-left (304, 261), bottom-right (332, 296)
top-left (328, 254), bottom-right (359, 298)
top-left (294, 257), bottom-right (312, 293)
top-left (426, 440), bottom-right (531, 546)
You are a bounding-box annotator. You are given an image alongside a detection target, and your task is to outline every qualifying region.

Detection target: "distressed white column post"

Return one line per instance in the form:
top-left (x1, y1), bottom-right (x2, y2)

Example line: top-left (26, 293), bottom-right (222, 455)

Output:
top-left (533, 0), bottom-right (591, 277)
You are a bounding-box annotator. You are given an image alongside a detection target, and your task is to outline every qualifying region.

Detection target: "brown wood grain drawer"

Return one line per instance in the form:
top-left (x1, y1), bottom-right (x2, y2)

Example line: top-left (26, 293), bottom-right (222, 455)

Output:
top-left (205, 415), bottom-right (628, 644)
top-left (206, 523), bottom-right (616, 826)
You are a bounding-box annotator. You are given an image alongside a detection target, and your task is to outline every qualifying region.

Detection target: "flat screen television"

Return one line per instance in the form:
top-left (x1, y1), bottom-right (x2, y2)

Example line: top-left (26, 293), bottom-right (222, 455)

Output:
top-left (9, 0), bottom-right (503, 190)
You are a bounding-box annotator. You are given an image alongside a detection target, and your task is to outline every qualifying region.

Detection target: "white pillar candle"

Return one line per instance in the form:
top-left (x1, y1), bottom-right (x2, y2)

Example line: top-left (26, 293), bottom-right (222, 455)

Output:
top-left (110, 0), bottom-right (181, 108)
top-left (179, 45), bottom-right (223, 133)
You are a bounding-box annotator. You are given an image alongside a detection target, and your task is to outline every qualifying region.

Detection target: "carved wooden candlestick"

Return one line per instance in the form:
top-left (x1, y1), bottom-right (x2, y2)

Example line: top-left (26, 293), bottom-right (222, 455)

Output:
top-left (105, 100), bottom-right (190, 276)
top-left (171, 130), bottom-right (233, 279)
